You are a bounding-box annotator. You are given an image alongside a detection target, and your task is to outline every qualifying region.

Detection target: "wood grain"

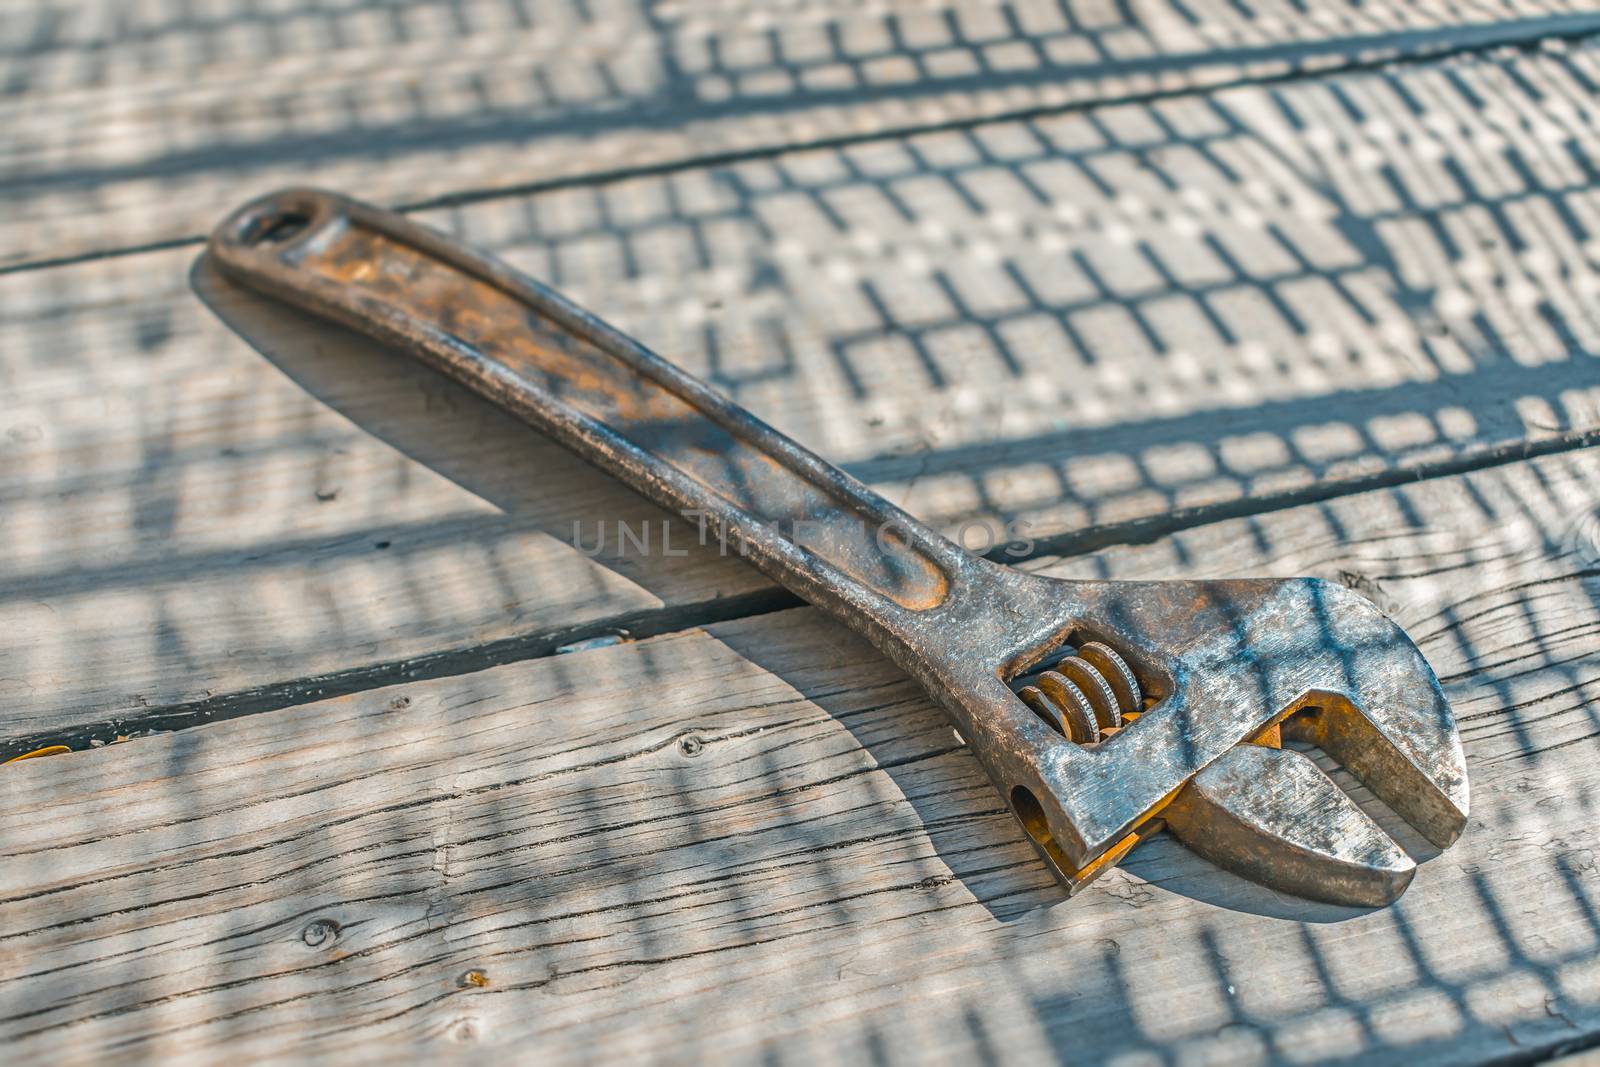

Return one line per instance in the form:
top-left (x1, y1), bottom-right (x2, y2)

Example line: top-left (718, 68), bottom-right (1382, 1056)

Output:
top-left (6, 42), bottom-right (1600, 747)
top-left (1, 447), bottom-right (1597, 1065)
top-left (6, 0), bottom-right (1600, 264)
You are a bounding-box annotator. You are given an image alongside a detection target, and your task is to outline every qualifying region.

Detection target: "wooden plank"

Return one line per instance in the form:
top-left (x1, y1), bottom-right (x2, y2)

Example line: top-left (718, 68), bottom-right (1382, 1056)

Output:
top-left (1, 446), bottom-right (1597, 1065)
top-left (6, 0), bottom-right (1600, 264)
top-left (7, 42), bottom-right (1600, 748)
top-left (0, 254), bottom-right (773, 748)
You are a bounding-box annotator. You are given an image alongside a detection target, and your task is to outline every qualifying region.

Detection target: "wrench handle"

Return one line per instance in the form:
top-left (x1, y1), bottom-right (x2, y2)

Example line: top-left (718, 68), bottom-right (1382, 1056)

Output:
top-left (210, 189), bottom-right (967, 646)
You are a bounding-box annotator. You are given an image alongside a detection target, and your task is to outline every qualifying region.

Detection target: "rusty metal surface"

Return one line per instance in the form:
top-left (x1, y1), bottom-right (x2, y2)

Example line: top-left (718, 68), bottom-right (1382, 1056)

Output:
top-left (1166, 744), bottom-right (1417, 907)
top-left (208, 188), bottom-right (1470, 907)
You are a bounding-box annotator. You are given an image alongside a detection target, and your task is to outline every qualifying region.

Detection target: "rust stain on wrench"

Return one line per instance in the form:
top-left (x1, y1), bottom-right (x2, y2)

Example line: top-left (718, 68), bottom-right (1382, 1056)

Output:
top-left (210, 189), bottom-right (1469, 908)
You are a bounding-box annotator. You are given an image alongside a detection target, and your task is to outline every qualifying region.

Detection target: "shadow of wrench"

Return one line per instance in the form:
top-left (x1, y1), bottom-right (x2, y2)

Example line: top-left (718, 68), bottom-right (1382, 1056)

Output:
top-left (208, 188), bottom-right (1468, 908)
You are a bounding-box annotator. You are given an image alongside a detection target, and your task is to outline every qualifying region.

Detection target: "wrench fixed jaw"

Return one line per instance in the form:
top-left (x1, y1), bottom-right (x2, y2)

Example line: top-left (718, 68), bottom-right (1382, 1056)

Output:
top-left (932, 571), bottom-right (1468, 904)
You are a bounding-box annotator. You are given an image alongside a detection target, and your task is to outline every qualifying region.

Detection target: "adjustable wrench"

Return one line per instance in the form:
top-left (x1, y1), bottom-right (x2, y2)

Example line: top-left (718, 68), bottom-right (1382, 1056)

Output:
top-left (209, 189), bottom-right (1469, 907)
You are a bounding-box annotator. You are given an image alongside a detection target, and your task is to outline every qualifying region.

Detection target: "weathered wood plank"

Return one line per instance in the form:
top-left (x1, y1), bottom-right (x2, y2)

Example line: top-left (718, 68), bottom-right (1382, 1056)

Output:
top-left (5, 0), bottom-right (1600, 264)
top-left (0, 256), bottom-right (773, 747)
top-left (1, 446), bottom-right (1597, 1065)
top-left (6, 42), bottom-right (1600, 747)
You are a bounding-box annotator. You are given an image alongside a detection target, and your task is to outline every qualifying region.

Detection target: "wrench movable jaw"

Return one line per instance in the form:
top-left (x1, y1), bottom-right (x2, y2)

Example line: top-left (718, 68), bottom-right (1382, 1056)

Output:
top-left (1164, 745), bottom-right (1417, 907)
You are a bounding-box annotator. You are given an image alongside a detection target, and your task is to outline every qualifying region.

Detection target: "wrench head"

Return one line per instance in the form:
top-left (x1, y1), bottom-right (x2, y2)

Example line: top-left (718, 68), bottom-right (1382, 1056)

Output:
top-left (971, 575), bottom-right (1467, 905)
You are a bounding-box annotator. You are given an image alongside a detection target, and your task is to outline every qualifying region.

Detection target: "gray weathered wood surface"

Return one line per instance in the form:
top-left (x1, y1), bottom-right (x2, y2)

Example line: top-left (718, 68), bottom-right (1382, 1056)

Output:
top-left (2, 2), bottom-right (1600, 1063)
top-left (6, 41), bottom-right (1600, 749)
top-left (2, 450), bottom-right (1598, 1064)
top-left (7, 0), bottom-right (1600, 265)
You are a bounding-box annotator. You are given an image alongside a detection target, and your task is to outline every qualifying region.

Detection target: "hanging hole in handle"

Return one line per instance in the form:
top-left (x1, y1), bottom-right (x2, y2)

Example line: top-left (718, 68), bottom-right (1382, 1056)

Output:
top-left (242, 210), bottom-right (311, 247)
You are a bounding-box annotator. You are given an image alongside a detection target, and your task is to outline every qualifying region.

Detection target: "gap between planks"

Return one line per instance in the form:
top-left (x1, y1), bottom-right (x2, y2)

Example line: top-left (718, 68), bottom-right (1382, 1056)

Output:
top-left (5, 13), bottom-right (1600, 278)
top-left (0, 446), bottom-right (1597, 1064)
top-left (7, 429), bottom-right (1600, 764)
